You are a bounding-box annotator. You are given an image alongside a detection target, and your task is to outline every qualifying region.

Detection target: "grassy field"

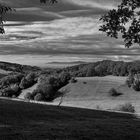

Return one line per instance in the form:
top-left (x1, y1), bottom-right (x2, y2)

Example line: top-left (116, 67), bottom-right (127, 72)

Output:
top-left (56, 76), bottom-right (140, 112)
top-left (17, 76), bottom-right (140, 112)
top-left (1, 99), bottom-right (140, 140)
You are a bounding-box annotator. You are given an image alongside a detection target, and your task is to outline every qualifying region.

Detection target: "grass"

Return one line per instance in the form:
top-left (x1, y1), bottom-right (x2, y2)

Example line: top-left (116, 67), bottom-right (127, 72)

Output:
top-left (0, 99), bottom-right (140, 140)
top-left (60, 76), bottom-right (127, 100)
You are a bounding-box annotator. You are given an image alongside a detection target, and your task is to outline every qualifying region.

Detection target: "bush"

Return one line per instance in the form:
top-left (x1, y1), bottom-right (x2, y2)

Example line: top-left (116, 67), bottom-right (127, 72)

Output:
top-left (70, 77), bottom-right (77, 83)
top-left (34, 93), bottom-right (45, 101)
top-left (25, 72), bottom-right (37, 82)
top-left (1, 84), bottom-right (20, 97)
top-left (0, 73), bottom-right (24, 87)
top-left (59, 72), bottom-right (71, 86)
top-left (132, 80), bottom-right (140, 91)
top-left (126, 74), bottom-right (134, 88)
top-left (116, 103), bottom-right (135, 113)
top-left (109, 88), bottom-right (122, 97)
top-left (126, 73), bottom-right (140, 91)
top-left (24, 92), bottom-right (33, 100)
top-left (35, 83), bottom-right (56, 101)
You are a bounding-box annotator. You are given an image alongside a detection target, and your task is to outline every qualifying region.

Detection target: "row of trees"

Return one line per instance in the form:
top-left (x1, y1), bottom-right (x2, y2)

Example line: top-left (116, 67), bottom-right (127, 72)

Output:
top-left (64, 60), bottom-right (140, 77)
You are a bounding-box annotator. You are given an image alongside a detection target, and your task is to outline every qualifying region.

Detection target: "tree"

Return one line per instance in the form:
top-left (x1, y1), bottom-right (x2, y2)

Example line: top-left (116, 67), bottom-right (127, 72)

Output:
top-left (99, 0), bottom-right (140, 48)
top-left (0, 0), bottom-right (57, 34)
top-left (0, 4), bottom-right (13, 34)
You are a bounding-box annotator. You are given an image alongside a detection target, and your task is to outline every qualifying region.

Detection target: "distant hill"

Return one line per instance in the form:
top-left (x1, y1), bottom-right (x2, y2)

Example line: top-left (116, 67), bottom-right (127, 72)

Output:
top-left (1, 60), bottom-right (140, 76)
top-left (64, 60), bottom-right (140, 77)
top-left (0, 61), bottom-right (41, 73)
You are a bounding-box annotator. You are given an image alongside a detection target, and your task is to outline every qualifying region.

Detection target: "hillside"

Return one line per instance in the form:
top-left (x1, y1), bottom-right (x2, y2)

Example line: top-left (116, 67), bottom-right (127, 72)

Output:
top-left (1, 98), bottom-right (140, 140)
top-left (56, 76), bottom-right (140, 112)
top-left (0, 61), bottom-right (41, 73)
top-left (60, 76), bottom-right (126, 100)
top-left (0, 60), bottom-right (140, 111)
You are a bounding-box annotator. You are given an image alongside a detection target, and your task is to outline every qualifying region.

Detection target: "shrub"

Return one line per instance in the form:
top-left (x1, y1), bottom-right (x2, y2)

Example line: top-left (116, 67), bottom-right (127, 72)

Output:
top-left (58, 72), bottom-right (71, 86)
top-left (109, 88), bottom-right (122, 97)
top-left (10, 84), bottom-right (19, 92)
top-left (1, 87), bottom-right (15, 97)
top-left (24, 92), bottom-right (33, 100)
top-left (0, 73), bottom-right (24, 87)
top-left (70, 77), bottom-right (77, 83)
top-left (116, 103), bottom-right (135, 113)
top-left (19, 72), bottom-right (37, 90)
top-left (1, 84), bottom-right (20, 97)
top-left (34, 93), bottom-right (45, 101)
top-left (19, 78), bottom-right (28, 89)
top-left (25, 72), bottom-right (37, 82)
top-left (132, 80), bottom-right (140, 91)
top-left (12, 95), bottom-right (16, 98)
top-left (126, 73), bottom-right (140, 91)
top-left (35, 83), bottom-right (56, 101)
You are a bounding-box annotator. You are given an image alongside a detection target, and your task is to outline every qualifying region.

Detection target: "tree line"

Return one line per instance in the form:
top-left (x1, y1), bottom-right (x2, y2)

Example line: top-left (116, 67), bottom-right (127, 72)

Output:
top-left (64, 60), bottom-right (140, 77)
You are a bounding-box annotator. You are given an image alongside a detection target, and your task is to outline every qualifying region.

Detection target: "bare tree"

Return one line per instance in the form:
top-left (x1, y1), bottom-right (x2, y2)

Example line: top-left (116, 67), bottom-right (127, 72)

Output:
top-left (58, 89), bottom-right (69, 107)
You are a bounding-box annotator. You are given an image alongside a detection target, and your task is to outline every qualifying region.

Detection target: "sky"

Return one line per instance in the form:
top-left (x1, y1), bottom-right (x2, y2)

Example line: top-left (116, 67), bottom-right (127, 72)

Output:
top-left (0, 0), bottom-right (139, 67)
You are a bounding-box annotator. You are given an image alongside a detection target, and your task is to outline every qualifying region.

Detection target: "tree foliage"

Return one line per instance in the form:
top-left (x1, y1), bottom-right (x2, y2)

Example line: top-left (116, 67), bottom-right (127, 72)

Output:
top-left (99, 0), bottom-right (140, 47)
top-left (0, 4), bottom-right (13, 34)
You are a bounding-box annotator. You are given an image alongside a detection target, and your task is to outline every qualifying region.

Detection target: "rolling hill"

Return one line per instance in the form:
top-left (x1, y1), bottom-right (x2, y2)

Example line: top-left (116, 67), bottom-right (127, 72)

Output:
top-left (0, 60), bottom-right (140, 112)
top-left (56, 76), bottom-right (140, 112)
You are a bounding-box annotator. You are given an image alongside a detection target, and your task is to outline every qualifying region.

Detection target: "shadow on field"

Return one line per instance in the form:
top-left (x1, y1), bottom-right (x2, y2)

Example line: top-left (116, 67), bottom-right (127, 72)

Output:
top-left (0, 99), bottom-right (140, 140)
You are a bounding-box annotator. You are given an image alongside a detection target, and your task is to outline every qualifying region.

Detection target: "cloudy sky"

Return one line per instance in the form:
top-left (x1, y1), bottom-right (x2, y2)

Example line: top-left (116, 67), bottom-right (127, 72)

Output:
top-left (0, 0), bottom-right (139, 67)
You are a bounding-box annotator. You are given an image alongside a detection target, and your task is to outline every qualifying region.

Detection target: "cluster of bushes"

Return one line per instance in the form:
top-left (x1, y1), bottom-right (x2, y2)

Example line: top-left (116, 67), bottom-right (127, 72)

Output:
top-left (115, 103), bottom-right (135, 113)
top-left (70, 77), bottom-right (77, 83)
top-left (0, 73), bottom-right (24, 88)
top-left (0, 72), bottom-right (38, 98)
top-left (19, 72), bottom-right (37, 89)
top-left (0, 84), bottom-right (20, 97)
top-left (24, 72), bottom-right (71, 102)
top-left (126, 73), bottom-right (140, 91)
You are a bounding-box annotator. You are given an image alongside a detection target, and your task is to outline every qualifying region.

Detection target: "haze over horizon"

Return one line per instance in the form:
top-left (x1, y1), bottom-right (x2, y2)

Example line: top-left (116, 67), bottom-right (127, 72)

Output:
top-left (0, 0), bottom-right (139, 67)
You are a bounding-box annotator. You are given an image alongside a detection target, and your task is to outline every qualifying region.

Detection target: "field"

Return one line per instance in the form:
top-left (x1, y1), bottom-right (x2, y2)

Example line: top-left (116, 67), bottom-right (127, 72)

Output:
top-left (55, 76), bottom-right (140, 112)
top-left (1, 98), bottom-right (140, 140)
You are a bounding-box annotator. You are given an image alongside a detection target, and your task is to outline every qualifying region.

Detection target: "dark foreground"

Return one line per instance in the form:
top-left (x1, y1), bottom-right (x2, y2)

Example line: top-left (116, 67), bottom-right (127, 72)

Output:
top-left (0, 99), bottom-right (140, 140)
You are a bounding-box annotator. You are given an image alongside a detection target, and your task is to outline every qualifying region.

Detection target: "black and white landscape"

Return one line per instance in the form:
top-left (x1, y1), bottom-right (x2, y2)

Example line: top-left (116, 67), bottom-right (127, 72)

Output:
top-left (1, 0), bottom-right (140, 140)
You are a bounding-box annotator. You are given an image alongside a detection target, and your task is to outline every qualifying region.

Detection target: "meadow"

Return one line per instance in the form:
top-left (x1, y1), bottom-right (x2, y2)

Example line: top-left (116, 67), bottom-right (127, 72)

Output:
top-left (57, 76), bottom-right (140, 112)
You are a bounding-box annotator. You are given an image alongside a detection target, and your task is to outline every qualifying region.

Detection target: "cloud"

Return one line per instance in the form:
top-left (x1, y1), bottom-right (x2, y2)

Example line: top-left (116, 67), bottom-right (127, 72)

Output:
top-left (0, 0), bottom-right (139, 66)
top-left (65, 0), bottom-right (120, 10)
